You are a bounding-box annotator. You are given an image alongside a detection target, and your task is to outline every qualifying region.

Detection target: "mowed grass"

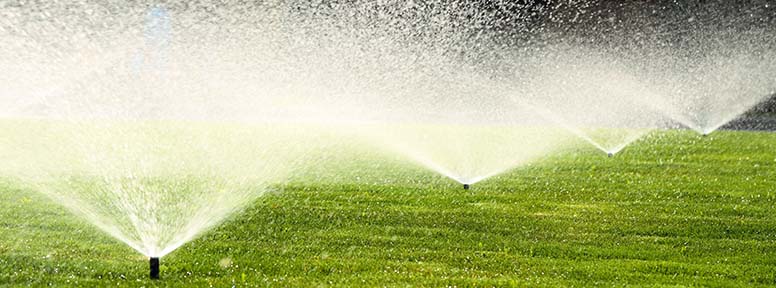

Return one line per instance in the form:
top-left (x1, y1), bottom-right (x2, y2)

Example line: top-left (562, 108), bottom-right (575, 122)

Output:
top-left (1, 130), bottom-right (775, 287)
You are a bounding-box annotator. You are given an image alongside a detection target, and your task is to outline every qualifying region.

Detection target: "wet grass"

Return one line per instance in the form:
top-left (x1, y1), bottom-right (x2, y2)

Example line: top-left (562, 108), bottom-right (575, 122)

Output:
top-left (1, 130), bottom-right (775, 287)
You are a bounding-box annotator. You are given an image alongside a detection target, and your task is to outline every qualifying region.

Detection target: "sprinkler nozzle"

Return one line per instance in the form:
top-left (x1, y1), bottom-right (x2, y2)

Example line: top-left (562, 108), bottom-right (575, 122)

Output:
top-left (607, 152), bottom-right (613, 158)
top-left (463, 184), bottom-right (470, 190)
top-left (150, 257), bottom-right (160, 279)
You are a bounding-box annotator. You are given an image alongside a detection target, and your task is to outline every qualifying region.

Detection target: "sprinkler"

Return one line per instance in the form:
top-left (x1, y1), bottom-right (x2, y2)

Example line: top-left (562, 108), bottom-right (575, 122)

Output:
top-left (150, 257), bottom-right (160, 279)
top-left (463, 184), bottom-right (470, 190)
top-left (607, 152), bottom-right (613, 158)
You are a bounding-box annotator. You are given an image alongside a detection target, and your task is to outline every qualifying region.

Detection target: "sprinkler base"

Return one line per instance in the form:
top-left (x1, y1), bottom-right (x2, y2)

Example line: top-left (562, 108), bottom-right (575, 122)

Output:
top-left (150, 257), bottom-right (160, 279)
top-left (463, 184), bottom-right (470, 190)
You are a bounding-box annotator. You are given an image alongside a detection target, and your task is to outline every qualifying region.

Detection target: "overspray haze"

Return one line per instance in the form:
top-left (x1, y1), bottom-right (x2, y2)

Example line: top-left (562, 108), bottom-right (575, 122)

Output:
top-left (0, 0), bottom-right (775, 257)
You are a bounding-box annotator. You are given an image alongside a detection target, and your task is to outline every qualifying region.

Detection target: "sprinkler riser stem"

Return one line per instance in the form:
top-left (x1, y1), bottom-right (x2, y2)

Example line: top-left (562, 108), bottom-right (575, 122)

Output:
top-left (150, 257), bottom-right (160, 279)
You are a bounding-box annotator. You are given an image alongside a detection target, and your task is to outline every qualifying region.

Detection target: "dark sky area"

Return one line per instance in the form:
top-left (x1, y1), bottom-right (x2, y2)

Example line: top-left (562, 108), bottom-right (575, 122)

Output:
top-left (469, 0), bottom-right (776, 44)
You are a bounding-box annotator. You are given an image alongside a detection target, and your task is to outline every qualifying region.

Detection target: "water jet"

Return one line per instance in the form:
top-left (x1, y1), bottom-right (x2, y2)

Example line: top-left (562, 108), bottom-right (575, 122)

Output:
top-left (150, 257), bottom-right (160, 279)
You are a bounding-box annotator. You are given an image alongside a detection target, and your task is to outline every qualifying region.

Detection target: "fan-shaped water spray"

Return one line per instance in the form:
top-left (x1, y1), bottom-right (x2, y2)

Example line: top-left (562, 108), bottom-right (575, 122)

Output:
top-left (0, 2), bottom-right (331, 278)
top-left (513, 47), bottom-right (670, 156)
top-left (360, 120), bottom-right (573, 186)
top-left (645, 47), bottom-right (776, 135)
top-left (589, 1), bottom-right (776, 136)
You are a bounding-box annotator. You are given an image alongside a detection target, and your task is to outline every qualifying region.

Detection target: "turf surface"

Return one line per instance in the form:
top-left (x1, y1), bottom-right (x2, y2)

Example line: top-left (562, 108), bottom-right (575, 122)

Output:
top-left (1, 130), bottom-right (775, 287)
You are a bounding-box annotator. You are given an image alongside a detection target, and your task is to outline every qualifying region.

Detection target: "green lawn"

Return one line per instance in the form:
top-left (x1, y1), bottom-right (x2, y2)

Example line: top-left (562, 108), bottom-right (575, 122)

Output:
top-left (1, 130), bottom-right (775, 287)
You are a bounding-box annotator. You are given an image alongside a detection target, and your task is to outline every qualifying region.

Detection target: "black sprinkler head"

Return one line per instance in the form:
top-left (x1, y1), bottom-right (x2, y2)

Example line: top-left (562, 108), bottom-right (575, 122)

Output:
top-left (607, 152), bottom-right (613, 158)
top-left (150, 257), bottom-right (160, 279)
top-left (463, 184), bottom-right (470, 190)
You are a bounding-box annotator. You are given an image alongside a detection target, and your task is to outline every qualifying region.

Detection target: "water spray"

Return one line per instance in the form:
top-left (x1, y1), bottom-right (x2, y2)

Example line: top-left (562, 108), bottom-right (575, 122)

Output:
top-left (150, 257), bottom-right (160, 279)
top-left (463, 184), bottom-right (470, 190)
